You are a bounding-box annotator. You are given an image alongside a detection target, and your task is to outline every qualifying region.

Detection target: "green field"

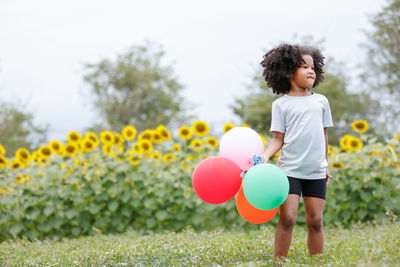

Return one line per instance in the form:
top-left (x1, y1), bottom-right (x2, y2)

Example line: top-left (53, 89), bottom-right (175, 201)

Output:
top-left (1, 221), bottom-right (399, 266)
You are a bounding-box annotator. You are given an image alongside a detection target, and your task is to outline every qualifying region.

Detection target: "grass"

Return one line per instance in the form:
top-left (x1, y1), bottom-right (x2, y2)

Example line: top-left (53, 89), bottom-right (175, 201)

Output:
top-left (0, 222), bottom-right (399, 266)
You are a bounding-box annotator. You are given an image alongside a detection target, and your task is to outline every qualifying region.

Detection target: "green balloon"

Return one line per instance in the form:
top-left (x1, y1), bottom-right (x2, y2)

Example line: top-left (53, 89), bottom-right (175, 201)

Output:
top-left (243, 163), bottom-right (289, 210)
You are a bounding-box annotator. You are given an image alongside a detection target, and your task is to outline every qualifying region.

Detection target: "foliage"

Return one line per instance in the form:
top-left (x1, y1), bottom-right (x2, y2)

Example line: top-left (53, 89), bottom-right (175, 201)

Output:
top-left (361, 0), bottom-right (400, 135)
top-left (0, 101), bottom-right (48, 157)
top-left (0, 121), bottom-right (399, 241)
top-left (0, 222), bottom-right (399, 265)
top-left (83, 41), bottom-right (189, 132)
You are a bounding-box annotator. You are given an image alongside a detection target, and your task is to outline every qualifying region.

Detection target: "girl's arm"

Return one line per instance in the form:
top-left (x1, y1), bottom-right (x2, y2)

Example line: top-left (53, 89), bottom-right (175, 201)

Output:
top-left (324, 128), bottom-right (332, 185)
top-left (262, 131), bottom-right (285, 162)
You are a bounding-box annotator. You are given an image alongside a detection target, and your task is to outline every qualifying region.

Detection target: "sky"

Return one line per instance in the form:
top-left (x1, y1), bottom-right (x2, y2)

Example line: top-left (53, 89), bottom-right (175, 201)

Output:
top-left (0, 0), bottom-right (385, 141)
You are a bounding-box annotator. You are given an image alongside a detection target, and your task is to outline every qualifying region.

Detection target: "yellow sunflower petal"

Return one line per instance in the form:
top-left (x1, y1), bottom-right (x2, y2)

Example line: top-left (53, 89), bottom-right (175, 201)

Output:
top-left (192, 120), bottom-right (210, 137)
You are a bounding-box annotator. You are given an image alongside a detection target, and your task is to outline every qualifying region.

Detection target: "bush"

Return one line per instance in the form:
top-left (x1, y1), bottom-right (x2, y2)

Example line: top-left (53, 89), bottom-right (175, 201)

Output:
top-left (0, 122), bottom-right (399, 241)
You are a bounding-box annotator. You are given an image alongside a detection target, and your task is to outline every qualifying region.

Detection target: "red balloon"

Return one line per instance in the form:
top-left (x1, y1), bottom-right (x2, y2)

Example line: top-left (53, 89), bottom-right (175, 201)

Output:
top-left (236, 185), bottom-right (279, 224)
top-left (192, 157), bottom-right (242, 204)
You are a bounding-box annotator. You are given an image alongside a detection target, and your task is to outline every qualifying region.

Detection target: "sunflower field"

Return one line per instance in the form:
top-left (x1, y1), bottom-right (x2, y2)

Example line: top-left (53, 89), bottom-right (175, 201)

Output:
top-left (0, 120), bottom-right (399, 241)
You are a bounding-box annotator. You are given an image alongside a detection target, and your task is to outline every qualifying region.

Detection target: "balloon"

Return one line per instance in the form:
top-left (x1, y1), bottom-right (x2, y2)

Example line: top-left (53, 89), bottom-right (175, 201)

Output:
top-left (219, 127), bottom-right (264, 170)
top-left (192, 157), bottom-right (242, 204)
top-left (243, 163), bottom-right (289, 210)
top-left (236, 185), bottom-right (279, 224)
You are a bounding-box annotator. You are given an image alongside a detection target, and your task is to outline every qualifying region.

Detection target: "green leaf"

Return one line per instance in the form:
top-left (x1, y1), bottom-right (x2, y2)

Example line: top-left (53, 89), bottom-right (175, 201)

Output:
top-left (65, 209), bottom-right (78, 220)
top-left (43, 205), bottom-right (55, 216)
top-left (9, 224), bottom-right (23, 235)
top-left (360, 191), bottom-right (371, 202)
top-left (144, 198), bottom-right (156, 209)
top-left (146, 218), bottom-right (157, 228)
top-left (26, 209), bottom-right (40, 220)
top-left (120, 190), bottom-right (131, 203)
top-left (71, 227), bottom-right (81, 236)
top-left (155, 210), bottom-right (168, 221)
top-left (109, 201), bottom-right (119, 212)
top-left (357, 209), bottom-right (368, 219)
top-left (88, 204), bottom-right (101, 215)
top-left (340, 202), bottom-right (350, 210)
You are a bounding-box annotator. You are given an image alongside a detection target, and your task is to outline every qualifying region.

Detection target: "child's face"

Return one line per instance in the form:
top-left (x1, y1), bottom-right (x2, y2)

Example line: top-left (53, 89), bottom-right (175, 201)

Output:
top-left (291, 54), bottom-right (315, 90)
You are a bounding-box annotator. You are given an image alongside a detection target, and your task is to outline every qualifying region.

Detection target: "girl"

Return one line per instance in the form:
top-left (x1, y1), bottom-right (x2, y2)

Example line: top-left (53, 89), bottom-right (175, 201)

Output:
top-left (260, 44), bottom-right (333, 258)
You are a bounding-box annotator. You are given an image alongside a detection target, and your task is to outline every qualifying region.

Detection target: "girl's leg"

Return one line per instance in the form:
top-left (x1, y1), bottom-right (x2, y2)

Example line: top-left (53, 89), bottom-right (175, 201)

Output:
top-left (274, 194), bottom-right (300, 258)
top-left (303, 197), bottom-right (325, 256)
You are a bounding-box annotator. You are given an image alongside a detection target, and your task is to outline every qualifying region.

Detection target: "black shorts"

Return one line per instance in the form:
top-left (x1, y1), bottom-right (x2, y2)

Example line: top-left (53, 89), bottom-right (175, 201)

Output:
top-left (288, 176), bottom-right (326, 200)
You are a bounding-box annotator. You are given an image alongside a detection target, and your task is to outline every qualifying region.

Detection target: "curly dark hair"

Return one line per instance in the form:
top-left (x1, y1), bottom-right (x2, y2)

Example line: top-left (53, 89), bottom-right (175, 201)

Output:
top-left (260, 43), bottom-right (325, 94)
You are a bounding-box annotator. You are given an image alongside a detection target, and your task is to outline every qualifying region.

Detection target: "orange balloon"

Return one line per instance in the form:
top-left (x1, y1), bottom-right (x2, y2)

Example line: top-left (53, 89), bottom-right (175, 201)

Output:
top-left (235, 185), bottom-right (279, 224)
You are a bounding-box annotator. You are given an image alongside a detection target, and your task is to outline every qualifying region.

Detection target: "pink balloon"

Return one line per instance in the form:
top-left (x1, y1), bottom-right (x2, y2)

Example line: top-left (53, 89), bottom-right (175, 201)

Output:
top-left (192, 157), bottom-right (242, 204)
top-left (219, 127), bottom-right (264, 170)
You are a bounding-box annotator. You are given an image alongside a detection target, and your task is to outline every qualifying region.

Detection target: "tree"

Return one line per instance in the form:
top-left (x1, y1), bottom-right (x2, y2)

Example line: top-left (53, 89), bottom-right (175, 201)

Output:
top-left (0, 100), bottom-right (48, 156)
top-left (361, 0), bottom-right (400, 135)
top-left (83, 42), bottom-right (189, 133)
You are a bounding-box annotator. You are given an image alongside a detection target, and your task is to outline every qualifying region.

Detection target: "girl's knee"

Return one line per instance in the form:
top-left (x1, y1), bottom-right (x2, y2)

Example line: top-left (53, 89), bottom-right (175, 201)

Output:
top-left (306, 215), bottom-right (323, 231)
top-left (280, 215), bottom-right (297, 230)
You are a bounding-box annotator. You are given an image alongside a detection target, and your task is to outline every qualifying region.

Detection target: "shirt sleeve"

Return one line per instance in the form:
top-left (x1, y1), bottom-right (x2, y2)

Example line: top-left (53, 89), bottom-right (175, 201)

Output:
top-left (270, 101), bottom-right (286, 133)
top-left (323, 97), bottom-right (334, 128)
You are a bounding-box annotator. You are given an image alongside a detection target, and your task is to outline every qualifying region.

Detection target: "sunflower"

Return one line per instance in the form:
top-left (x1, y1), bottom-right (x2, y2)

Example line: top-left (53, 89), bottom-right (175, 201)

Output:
top-left (223, 123), bottom-right (235, 134)
top-left (39, 145), bottom-right (52, 158)
top-left (137, 139), bottom-right (153, 154)
top-left (85, 132), bottom-right (100, 147)
top-left (131, 143), bottom-right (142, 154)
top-left (129, 154), bottom-right (141, 165)
top-left (100, 131), bottom-right (115, 145)
top-left (348, 136), bottom-right (363, 152)
top-left (272, 151), bottom-right (280, 160)
top-left (259, 135), bottom-right (267, 146)
top-left (339, 134), bottom-right (353, 151)
top-left (328, 145), bottom-right (335, 155)
top-left (113, 133), bottom-right (124, 146)
top-left (11, 158), bottom-right (23, 169)
top-left (331, 161), bottom-right (345, 168)
top-left (351, 120), bottom-right (369, 134)
top-left (180, 159), bottom-right (186, 171)
top-left (117, 145), bottom-right (124, 154)
top-left (163, 153), bottom-right (177, 164)
top-left (190, 139), bottom-right (203, 152)
top-left (64, 143), bottom-right (79, 157)
top-left (16, 174), bottom-right (25, 185)
top-left (151, 131), bottom-right (163, 144)
top-left (205, 136), bottom-right (219, 149)
top-left (82, 139), bottom-right (95, 153)
top-left (31, 151), bottom-right (41, 162)
top-left (122, 125), bottom-right (137, 141)
top-left (138, 129), bottom-right (153, 141)
top-left (149, 151), bottom-right (161, 159)
top-left (67, 131), bottom-right (82, 143)
top-left (192, 120), bottom-right (210, 137)
top-left (16, 148), bottom-right (31, 162)
top-left (157, 125), bottom-right (172, 141)
top-left (49, 140), bottom-right (63, 154)
top-left (171, 144), bottom-right (181, 153)
top-left (0, 144), bottom-right (5, 155)
top-left (102, 145), bottom-right (113, 156)
top-left (0, 155), bottom-right (8, 168)
top-left (178, 126), bottom-right (192, 140)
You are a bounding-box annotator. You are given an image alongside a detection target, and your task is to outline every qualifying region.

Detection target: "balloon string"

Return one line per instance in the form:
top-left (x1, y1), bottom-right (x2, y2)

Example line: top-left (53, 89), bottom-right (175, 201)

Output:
top-left (252, 155), bottom-right (263, 166)
top-left (241, 155), bottom-right (263, 178)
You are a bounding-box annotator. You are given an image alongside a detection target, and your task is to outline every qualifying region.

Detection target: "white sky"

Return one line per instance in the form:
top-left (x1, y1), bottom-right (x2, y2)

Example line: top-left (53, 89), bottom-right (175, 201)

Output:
top-left (0, 0), bottom-right (385, 141)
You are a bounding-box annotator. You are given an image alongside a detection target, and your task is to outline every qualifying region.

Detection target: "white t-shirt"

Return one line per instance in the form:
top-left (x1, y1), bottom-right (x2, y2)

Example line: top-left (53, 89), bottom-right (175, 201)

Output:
top-left (270, 92), bottom-right (334, 179)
